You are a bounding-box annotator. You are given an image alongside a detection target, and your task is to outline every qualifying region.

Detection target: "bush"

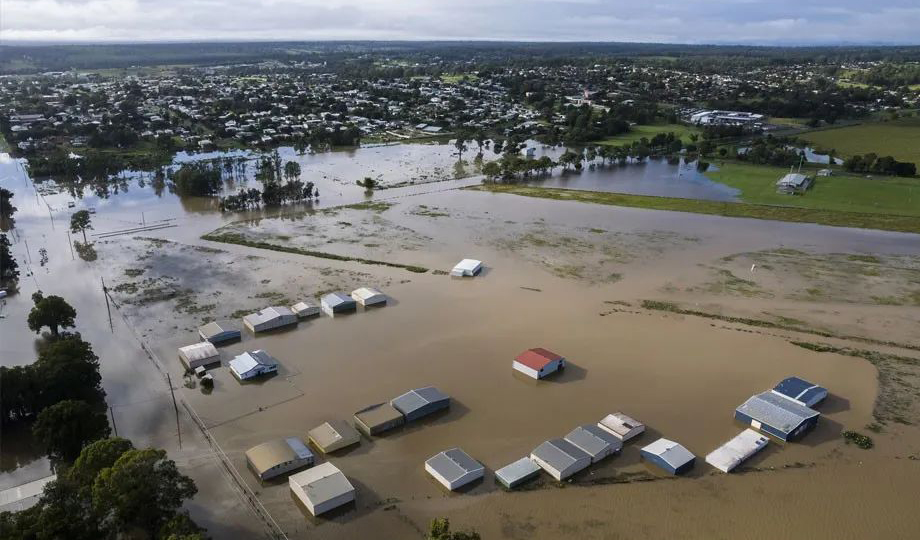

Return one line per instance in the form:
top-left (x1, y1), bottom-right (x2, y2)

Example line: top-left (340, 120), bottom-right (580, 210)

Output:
top-left (842, 430), bottom-right (874, 449)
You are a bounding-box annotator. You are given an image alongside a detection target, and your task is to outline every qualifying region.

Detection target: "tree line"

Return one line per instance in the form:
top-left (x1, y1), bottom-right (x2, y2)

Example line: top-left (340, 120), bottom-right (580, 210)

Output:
top-left (843, 153), bottom-right (917, 177)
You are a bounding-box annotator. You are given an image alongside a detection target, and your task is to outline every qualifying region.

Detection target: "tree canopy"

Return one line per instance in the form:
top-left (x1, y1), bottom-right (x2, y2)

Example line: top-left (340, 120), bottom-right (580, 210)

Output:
top-left (69, 210), bottom-right (93, 242)
top-left (27, 291), bottom-right (77, 336)
top-left (34, 399), bottom-right (111, 462)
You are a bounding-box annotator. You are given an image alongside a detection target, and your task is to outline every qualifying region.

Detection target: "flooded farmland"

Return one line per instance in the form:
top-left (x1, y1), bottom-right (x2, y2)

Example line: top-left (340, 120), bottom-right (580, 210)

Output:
top-left (3, 144), bottom-right (920, 539)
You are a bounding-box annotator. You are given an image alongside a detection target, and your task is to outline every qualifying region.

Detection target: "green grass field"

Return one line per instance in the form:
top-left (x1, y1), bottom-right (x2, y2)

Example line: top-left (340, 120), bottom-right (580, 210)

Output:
top-left (596, 123), bottom-right (700, 146)
top-left (768, 117), bottom-right (811, 128)
top-left (468, 184), bottom-right (920, 233)
top-left (705, 162), bottom-right (920, 217)
top-left (802, 116), bottom-right (920, 167)
top-left (440, 73), bottom-right (479, 84)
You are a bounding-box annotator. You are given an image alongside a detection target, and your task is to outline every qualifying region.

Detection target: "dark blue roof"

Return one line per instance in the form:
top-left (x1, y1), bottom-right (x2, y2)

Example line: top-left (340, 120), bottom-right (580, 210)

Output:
top-left (773, 377), bottom-right (827, 405)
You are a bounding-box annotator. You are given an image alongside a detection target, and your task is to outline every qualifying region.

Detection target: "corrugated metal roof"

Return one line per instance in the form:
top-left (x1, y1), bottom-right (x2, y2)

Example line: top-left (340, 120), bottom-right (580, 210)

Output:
top-left (641, 438), bottom-right (695, 468)
top-left (426, 448), bottom-right (483, 483)
top-left (564, 425), bottom-right (622, 458)
top-left (178, 342), bottom-right (218, 362)
top-left (705, 429), bottom-right (769, 473)
top-left (229, 350), bottom-right (277, 377)
top-left (289, 462), bottom-right (353, 505)
top-left (322, 292), bottom-right (353, 308)
top-left (531, 438), bottom-right (589, 470)
top-left (391, 386), bottom-right (449, 416)
top-left (244, 306), bottom-right (295, 326)
top-left (246, 437), bottom-right (313, 475)
top-left (598, 412), bottom-right (644, 439)
top-left (198, 321), bottom-right (239, 340)
top-left (354, 403), bottom-right (403, 428)
top-left (515, 348), bottom-right (563, 370)
top-left (736, 391), bottom-right (819, 433)
top-left (772, 377), bottom-right (827, 406)
top-left (495, 458), bottom-right (541, 486)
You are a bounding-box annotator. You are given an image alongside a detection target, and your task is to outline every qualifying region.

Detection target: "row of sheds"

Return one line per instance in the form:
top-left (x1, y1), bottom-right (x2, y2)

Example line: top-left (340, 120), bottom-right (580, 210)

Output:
top-left (178, 342), bottom-right (280, 381)
top-left (353, 386), bottom-right (451, 436)
top-left (242, 287), bottom-right (388, 333)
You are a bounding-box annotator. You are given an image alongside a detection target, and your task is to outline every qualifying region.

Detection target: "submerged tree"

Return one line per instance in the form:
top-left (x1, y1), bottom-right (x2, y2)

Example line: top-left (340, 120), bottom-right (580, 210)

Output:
top-left (70, 210), bottom-right (93, 242)
top-left (0, 233), bottom-right (18, 286)
top-left (33, 399), bottom-right (111, 462)
top-left (27, 291), bottom-right (77, 337)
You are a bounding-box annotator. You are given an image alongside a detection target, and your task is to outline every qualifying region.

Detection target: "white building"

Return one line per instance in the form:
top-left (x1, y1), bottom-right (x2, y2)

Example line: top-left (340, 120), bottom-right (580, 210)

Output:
top-left (351, 287), bottom-right (387, 307)
top-left (291, 301), bottom-right (320, 318)
top-left (229, 350), bottom-right (279, 380)
top-left (243, 306), bottom-right (297, 333)
top-left (705, 429), bottom-right (769, 473)
top-left (513, 348), bottom-right (565, 380)
top-left (178, 342), bottom-right (220, 370)
top-left (597, 412), bottom-right (646, 442)
top-left (289, 462), bottom-right (355, 516)
top-left (450, 259), bottom-right (483, 277)
top-left (425, 448), bottom-right (485, 491)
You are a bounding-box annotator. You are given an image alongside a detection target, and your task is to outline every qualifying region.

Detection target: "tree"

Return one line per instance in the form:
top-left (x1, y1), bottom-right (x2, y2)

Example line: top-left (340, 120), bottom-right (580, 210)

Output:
top-left (34, 399), bottom-right (111, 462)
top-left (68, 437), bottom-right (135, 490)
top-left (70, 210), bottom-right (93, 242)
top-left (0, 233), bottom-right (18, 285)
top-left (0, 187), bottom-right (15, 228)
top-left (429, 517), bottom-right (481, 540)
top-left (283, 160), bottom-right (301, 183)
top-left (157, 512), bottom-right (208, 540)
top-left (27, 291), bottom-right (77, 337)
top-left (93, 448), bottom-right (198, 535)
top-left (481, 161), bottom-right (501, 181)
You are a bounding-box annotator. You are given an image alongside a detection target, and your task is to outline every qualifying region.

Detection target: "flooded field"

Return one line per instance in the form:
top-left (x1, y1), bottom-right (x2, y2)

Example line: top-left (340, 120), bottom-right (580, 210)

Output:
top-left (3, 147), bottom-right (920, 538)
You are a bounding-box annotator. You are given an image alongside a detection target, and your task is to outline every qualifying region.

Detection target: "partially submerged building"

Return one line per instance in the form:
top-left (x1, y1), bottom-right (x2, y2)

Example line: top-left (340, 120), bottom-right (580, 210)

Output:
top-left (243, 306), bottom-right (297, 333)
top-left (495, 457), bottom-right (541, 489)
top-left (289, 462), bottom-right (355, 516)
top-left (351, 287), bottom-right (387, 307)
top-left (597, 412), bottom-right (645, 442)
top-left (308, 420), bottom-right (361, 454)
top-left (450, 258), bottom-right (483, 277)
top-left (530, 438), bottom-right (591, 481)
top-left (705, 429), bottom-right (769, 473)
top-left (321, 292), bottom-right (357, 316)
top-left (245, 437), bottom-right (314, 481)
top-left (771, 376), bottom-right (827, 408)
top-left (291, 301), bottom-right (320, 318)
top-left (229, 350), bottom-right (279, 381)
top-left (198, 321), bottom-right (241, 344)
top-left (425, 448), bottom-right (485, 490)
top-left (513, 348), bottom-right (565, 380)
top-left (178, 342), bottom-right (220, 370)
top-left (735, 391), bottom-right (820, 442)
top-left (640, 438), bottom-right (695, 475)
top-left (563, 425), bottom-right (622, 463)
top-left (390, 386), bottom-right (450, 422)
top-left (353, 403), bottom-right (405, 436)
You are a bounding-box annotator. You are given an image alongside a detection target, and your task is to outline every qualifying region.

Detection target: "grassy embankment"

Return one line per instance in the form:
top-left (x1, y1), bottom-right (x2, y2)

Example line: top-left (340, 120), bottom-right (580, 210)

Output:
top-left (800, 116), bottom-right (920, 168)
top-left (596, 123), bottom-right (701, 146)
top-left (467, 183), bottom-right (920, 233)
top-left (705, 162), bottom-right (920, 217)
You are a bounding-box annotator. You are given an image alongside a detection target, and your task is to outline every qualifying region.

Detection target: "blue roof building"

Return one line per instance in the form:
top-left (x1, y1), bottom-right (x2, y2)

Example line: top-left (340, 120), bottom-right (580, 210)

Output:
top-left (772, 377), bottom-right (828, 408)
top-left (735, 391), bottom-right (820, 442)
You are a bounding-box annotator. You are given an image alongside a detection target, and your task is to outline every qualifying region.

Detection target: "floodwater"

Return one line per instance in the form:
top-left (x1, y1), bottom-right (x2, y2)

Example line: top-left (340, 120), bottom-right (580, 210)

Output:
top-left (3, 145), bottom-right (920, 539)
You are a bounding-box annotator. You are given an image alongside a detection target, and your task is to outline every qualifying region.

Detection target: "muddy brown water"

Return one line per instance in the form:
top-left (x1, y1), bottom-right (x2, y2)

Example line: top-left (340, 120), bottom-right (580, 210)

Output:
top-left (3, 151), bottom-right (920, 538)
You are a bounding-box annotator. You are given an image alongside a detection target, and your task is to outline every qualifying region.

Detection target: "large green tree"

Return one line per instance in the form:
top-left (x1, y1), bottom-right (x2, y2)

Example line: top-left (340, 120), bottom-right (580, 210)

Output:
top-left (33, 399), bottom-right (111, 462)
top-left (93, 448), bottom-right (198, 535)
top-left (27, 291), bottom-right (77, 336)
top-left (70, 210), bottom-right (93, 242)
top-left (0, 233), bottom-right (18, 285)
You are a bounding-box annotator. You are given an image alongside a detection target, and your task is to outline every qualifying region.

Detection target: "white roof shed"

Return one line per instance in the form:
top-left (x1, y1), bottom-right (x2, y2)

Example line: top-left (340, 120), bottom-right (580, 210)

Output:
top-left (243, 306), bottom-right (297, 333)
top-left (178, 342), bottom-right (220, 370)
top-left (705, 429), bottom-right (769, 473)
top-left (229, 350), bottom-right (279, 380)
top-left (450, 259), bottom-right (483, 277)
top-left (597, 412), bottom-right (646, 442)
top-left (289, 462), bottom-right (355, 516)
top-left (291, 301), bottom-right (320, 318)
top-left (425, 448), bottom-right (485, 490)
top-left (351, 287), bottom-right (387, 307)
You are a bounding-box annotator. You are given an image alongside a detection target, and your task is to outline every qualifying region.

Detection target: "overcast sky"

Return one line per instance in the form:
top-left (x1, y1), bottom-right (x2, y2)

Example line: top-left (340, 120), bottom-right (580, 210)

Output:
top-left (3, 0), bottom-right (920, 45)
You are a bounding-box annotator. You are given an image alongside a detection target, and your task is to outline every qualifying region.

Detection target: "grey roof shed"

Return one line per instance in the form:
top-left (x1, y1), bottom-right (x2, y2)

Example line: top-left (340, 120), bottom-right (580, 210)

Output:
top-left (495, 457), bottom-right (541, 489)
top-left (391, 386), bottom-right (450, 422)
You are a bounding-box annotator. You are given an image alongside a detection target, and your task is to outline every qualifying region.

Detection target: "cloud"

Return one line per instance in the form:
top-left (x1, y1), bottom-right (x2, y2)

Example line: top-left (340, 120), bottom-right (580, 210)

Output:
top-left (2, 0), bottom-right (919, 44)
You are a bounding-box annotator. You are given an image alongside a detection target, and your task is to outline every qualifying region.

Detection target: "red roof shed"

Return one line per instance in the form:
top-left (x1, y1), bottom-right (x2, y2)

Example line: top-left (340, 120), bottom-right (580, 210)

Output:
top-left (515, 348), bottom-right (563, 371)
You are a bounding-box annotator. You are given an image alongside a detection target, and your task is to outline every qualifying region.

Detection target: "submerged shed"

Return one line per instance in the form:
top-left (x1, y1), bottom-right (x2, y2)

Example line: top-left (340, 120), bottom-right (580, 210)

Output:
top-left (450, 258), bottom-right (483, 277)
top-left (243, 306), bottom-right (297, 333)
top-left (198, 321), bottom-right (241, 344)
top-left (495, 457), bottom-right (541, 489)
top-left (564, 425), bottom-right (622, 463)
top-left (735, 391), bottom-right (820, 442)
top-left (705, 429), bottom-right (769, 473)
top-left (321, 292), bottom-right (357, 316)
top-left (771, 376), bottom-right (828, 408)
top-left (597, 412), bottom-right (645, 442)
top-left (513, 348), bottom-right (565, 380)
top-left (229, 350), bottom-right (278, 381)
top-left (178, 342), bottom-right (220, 370)
top-left (390, 386), bottom-right (450, 422)
top-left (640, 438), bottom-right (695, 475)
top-left (308, 420), bottom-right (361, 454)
top-left (351, 287), bottom-right (387, 307)
top-left (291, 301), bottom-right (321, 318)
top-left (425, 448), bottom-right (485, 490)
top-left (245, 437), bottom-right (314, 481)
top-left (353, 403), bottom-right (405, 436)
top-left (289, 462), bottom-right (355, 516)
top-left (530, 438), bottom-right (591, 481)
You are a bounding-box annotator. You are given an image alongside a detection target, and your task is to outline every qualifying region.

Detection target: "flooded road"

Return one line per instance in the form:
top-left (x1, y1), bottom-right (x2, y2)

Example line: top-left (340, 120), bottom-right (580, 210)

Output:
top-left (3, 144), bottom-right (920, 539)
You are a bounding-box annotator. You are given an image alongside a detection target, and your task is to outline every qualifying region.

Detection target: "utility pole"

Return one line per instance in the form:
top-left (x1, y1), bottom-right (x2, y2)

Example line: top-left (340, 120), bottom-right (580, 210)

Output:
top-left (166, 373), bottom-right (182, 449)
top-left (66, 230), bottom-right (74, 260)
top-left (23, 237), bottom-right (32, 264)
top-left (109, 406), bottom-right (118, 437)
top-left (141, 211), bottom-right (146, 226)
top-left (101, 277), bottom-right (113, 333)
